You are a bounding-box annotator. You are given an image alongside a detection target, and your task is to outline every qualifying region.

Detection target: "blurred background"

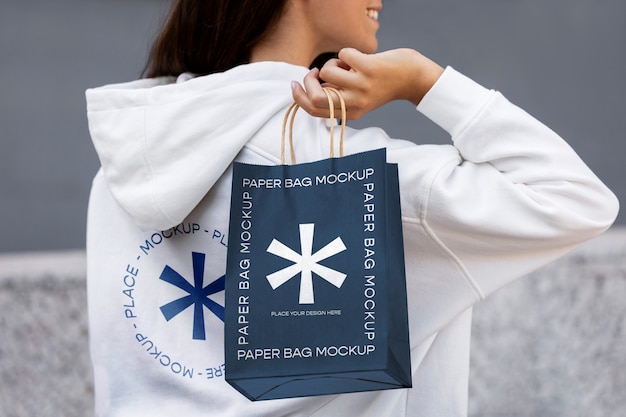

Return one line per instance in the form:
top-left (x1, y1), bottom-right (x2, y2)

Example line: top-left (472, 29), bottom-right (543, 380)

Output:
top-left (0, 0), bottom-right (624, 253)
top-left (0, 0), bottom-right (624, 416)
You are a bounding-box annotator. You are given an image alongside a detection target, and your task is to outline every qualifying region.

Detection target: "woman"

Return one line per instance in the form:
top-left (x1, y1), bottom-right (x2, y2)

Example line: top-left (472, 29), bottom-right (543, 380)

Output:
top-left (85, 0), bottom-right (618, 416)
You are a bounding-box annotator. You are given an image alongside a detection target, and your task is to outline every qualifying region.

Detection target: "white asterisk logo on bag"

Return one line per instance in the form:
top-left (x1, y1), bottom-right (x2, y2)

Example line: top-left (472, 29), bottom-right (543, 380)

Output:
top-left (266, 223), bottom-right (347, 304)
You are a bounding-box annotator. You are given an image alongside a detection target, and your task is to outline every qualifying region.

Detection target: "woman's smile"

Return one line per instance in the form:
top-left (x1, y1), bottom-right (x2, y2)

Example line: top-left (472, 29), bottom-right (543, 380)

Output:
top-left (366, 8), bottom-right (380, 21)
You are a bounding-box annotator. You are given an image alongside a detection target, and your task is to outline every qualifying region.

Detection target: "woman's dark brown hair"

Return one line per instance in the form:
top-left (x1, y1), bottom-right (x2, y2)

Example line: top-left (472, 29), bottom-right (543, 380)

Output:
top-left (144, 0), bottom-right (289, 78)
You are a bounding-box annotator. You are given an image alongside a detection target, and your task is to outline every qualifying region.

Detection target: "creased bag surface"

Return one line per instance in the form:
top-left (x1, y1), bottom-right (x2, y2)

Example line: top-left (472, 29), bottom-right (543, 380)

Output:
top-left (224, 93), bottom-right (411, 401)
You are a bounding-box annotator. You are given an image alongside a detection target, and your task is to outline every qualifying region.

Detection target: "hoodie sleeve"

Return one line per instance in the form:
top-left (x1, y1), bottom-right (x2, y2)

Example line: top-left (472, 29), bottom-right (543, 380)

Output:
top-left (410, 67), bottom-right (619, 298)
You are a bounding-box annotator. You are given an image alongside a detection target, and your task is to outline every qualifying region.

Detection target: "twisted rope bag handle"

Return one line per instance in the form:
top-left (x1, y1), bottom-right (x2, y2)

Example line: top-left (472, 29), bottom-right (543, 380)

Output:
top-left (280, 87), bottom-right (347, 165)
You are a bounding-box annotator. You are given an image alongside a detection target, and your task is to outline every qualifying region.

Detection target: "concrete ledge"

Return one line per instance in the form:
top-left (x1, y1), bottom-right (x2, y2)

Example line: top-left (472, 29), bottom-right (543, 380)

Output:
top-left (1, 230), bottom-right (625, 417)
top-left (0, 250), bottom-right (86, 281)
top-left (469, 228), bottom-right (626, 417)
top-left (0, 250), bottom-right (91, 417)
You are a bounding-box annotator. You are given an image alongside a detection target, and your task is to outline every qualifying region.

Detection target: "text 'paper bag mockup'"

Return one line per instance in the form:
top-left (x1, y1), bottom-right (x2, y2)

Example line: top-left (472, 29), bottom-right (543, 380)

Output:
top-left (224, 91), bottom-right (411, 401)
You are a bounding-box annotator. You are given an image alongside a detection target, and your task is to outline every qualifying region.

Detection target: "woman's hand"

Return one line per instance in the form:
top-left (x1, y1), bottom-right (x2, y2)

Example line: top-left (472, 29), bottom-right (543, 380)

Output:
top-left (291, 48), bottom-right (444, 120)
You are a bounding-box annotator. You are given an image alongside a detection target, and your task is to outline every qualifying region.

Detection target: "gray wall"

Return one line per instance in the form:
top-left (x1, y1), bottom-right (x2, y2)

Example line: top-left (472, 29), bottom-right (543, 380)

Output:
top-left (1, 0), bottom-right (624, 253)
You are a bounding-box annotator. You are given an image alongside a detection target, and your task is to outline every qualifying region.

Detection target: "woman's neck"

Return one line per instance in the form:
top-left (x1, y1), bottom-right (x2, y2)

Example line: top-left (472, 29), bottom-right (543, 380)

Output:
top-left (249, 3), bottom-right (321, 67)
top-left (250, 37), bottom-right (313, 67)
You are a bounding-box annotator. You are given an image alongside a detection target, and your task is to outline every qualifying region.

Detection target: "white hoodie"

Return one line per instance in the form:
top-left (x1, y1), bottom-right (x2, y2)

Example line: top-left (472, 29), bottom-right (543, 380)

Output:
top-left (86, 62), bottom-right (618, 417)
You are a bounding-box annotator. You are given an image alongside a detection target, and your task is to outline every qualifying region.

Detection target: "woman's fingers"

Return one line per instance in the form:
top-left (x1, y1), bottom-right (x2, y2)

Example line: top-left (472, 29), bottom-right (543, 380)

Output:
top-left (291, 47), bottom-right (444, 119)
top-left (292, 69), bottom-right (346, 118)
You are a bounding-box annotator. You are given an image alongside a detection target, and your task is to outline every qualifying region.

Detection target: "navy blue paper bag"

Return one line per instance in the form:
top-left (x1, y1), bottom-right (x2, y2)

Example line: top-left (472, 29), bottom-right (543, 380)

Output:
top-left (224, 92), bottom-right (411, 401)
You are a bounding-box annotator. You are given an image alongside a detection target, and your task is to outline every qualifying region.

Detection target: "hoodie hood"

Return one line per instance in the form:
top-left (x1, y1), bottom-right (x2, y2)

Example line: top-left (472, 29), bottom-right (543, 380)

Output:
top-left (86, 62), bottom-right (309, 231)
